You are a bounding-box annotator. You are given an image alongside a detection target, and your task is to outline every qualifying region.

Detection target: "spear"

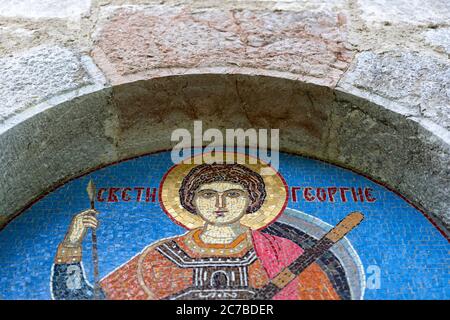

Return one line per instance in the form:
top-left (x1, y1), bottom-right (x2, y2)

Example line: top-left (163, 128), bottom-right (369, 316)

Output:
top-left (253, 211), bottom-right (364, 300)
top-left (86, 179), bottom-right (100, 299)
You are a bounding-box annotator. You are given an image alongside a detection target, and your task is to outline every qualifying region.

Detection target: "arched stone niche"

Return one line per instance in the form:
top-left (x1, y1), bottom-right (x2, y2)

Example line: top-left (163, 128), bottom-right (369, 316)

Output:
top-left (0, 73), bottom-right (448, 235)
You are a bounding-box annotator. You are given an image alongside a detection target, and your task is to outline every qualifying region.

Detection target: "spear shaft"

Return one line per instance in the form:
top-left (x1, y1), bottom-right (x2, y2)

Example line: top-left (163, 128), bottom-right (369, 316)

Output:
top-left (87, 180), bottom-right (100, 299)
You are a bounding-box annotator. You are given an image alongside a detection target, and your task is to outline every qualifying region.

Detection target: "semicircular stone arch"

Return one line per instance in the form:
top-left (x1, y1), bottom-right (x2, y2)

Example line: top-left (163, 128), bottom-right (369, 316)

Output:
top-left (1, 0), bottom-right (449, 301)
top-left (0, 73), bottom-right (448, 233)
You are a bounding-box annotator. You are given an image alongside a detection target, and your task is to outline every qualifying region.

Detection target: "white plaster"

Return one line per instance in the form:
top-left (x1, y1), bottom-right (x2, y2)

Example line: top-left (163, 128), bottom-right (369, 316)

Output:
top-left (424, 28), bottom-right (450, 55)
top-left (357, 0), bottom-right (450, 25)
top-left (0, 0), bottom-right (91, 20)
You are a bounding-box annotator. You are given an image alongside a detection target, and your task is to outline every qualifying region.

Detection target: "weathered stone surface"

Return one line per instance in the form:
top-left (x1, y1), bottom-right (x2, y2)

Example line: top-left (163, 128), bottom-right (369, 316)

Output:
top-left (331, 92), bottom-right (450, 229)
top-left (0, 0), bottom-right (91, 20)
top-left (93, 5), bottom-right (353, 86)
top-left (338, 51), bottom-right (450, 130)
top-left (0, 26), bottom-right (38, 54)
top-left (260, 0), bottom-right (347, 11)
top-left (402, 125), bottom-right (450, 227)
top-left (0, 46), bottom-right (95, 123)
top-left (423, 27), bottom-right (450, 55)
top-left (0, 20), bottom-right (97, 56)
top-left (96, 0), bottom-right (348, 12)
top-left (112, 74), bottom-right (334, 160)
top-left (357, 0), bottom-right (450, 26)
top-left (0, 89), bottom-right (118, 221)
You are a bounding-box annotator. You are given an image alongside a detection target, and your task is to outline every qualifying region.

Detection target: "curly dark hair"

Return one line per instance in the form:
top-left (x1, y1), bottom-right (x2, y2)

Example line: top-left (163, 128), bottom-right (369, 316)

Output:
top-left (179, 163), bottom-right (266, 214)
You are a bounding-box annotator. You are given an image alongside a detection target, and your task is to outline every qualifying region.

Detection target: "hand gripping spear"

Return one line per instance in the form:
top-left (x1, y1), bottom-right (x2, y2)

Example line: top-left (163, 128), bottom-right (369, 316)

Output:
top-left (86, 179), bottom-right (100, 300)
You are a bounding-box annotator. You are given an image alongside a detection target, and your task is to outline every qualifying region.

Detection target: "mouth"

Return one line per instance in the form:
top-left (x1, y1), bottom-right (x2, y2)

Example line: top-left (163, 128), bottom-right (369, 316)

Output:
top-left (214, 210), bottom-right (228, 217)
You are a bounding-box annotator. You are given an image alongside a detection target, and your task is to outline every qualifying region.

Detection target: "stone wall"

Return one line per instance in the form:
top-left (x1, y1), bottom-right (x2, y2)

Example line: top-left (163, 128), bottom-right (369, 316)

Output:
top-left (0, 0), bottom-right (449, 231)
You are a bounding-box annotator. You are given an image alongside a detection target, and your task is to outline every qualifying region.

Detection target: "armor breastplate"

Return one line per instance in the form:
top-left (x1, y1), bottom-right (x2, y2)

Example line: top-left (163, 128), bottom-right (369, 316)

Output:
top-left (156, 240), bottom-right (258, 299)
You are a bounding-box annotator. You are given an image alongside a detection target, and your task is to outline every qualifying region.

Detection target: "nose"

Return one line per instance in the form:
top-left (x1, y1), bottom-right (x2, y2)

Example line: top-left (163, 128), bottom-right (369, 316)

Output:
top-left (215, 193), bottom-right (226, 209)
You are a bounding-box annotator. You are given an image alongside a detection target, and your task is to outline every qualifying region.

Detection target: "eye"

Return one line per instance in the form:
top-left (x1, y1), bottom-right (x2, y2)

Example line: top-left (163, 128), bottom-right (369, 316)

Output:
top-left (226, 191), bottom-right (243, 198)
top-left (200, 192), bottom-right (216, 199)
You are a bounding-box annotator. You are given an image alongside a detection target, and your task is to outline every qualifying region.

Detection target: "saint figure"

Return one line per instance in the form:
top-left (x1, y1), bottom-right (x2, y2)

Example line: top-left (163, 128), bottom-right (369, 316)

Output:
top-left (52, 160), bottom-right (344, 300)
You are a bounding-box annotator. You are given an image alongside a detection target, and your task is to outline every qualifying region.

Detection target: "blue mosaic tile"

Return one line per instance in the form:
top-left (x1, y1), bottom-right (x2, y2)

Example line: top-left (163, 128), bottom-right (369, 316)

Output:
top-left (0, 151), bottom-right (448, 300)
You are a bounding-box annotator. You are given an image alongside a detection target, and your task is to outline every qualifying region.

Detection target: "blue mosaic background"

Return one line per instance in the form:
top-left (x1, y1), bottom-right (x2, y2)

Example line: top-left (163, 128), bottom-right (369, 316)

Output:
top-left (0, 151), bottom-right (448, 299)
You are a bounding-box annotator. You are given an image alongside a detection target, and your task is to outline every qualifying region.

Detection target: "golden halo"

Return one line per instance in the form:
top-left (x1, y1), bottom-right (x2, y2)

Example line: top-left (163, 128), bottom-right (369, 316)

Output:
top-left (158, 152), bottom-right (288, 230)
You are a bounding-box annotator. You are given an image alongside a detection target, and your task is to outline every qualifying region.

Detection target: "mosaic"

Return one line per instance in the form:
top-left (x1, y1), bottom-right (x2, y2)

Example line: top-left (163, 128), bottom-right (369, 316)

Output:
top-left (0, 151), bottom-right (448, 300)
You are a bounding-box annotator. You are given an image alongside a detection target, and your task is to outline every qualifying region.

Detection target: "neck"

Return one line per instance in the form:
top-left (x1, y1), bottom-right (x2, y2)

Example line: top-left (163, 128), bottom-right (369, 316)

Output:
top-left (200, 222), bottom-right (248, 244)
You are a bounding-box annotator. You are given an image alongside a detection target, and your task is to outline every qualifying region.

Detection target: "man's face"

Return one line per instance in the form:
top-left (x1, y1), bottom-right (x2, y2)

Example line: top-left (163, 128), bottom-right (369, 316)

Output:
top-left (194, 182), bottom-right (249, 226)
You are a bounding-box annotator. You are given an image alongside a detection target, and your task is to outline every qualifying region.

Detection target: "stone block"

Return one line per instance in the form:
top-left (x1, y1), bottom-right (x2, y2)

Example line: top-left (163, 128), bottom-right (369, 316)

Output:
top-left (92, 5), bottom-right (353, 86)
top-left (338, 51), bottom-right (450, 130)
top-left (0, 46), bottom-right (96, 124)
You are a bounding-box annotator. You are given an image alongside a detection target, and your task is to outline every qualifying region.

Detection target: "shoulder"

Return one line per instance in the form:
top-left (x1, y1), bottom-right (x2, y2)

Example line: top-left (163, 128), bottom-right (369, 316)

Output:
top-left (137, 231), bottom-right (192, 263)
top-left (252, 230), bottom-right (304, 256)
top-left (251, 230), bottom-right (304, 276)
